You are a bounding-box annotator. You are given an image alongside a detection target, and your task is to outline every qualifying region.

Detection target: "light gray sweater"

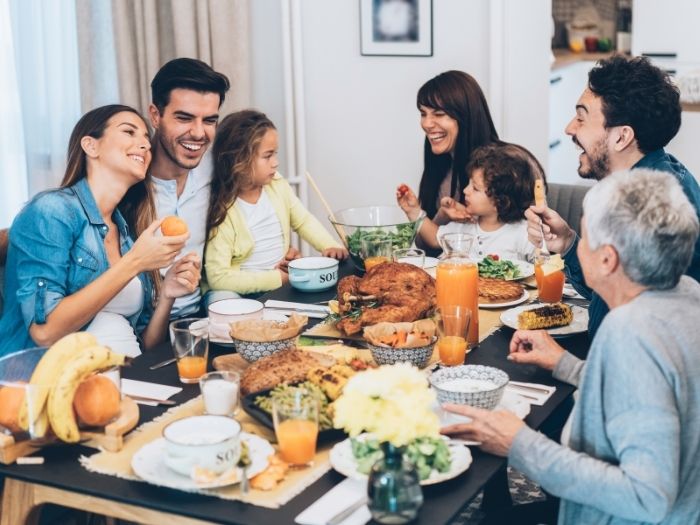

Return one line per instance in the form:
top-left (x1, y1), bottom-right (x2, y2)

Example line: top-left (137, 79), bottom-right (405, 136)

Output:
top-left (509, 276), bottom-right (700, 525)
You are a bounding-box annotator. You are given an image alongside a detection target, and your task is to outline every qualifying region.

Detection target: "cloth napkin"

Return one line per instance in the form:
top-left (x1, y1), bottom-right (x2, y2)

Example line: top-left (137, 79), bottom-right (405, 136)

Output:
top-left (505, 381), bottom-right (556, 406)
top-left (295, 478), bottom-right (370, 525)
top-left (264, 300), bottom-right (330, 319)
top-left (121, 379), bottom-right (182, 406)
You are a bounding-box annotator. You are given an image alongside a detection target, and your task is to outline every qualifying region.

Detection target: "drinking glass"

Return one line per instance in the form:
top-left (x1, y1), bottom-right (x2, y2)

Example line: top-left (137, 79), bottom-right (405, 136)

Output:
top-left (199, 371), bottom-right (240, 417)
top-left (272, 393), bottom-right (319, 467)
top-left (360, 234), bottom-right (393, 272)
top-left (392, 247), bottom-right (426, 269)
top-left (534, 255), bottom-right (565, 303)
top-left (435, 305), bottom-right (471, 366)
top-left (170, 318), bottom-right (209, 384)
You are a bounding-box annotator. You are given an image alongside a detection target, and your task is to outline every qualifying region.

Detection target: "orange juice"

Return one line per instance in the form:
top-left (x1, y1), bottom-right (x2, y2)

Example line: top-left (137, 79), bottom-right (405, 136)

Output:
top-left (438, 336), bottom-right (468, 366)
top-left (436, 262), bottom-right (479, 346)
top-left (534, 263), bottom-right (565, 302)
top-left (364, 256), bottom-right (389, 271)
top-left (276, 419), bottom-right (318, 465)
top-left (177, 356), bottom-right (207, 381)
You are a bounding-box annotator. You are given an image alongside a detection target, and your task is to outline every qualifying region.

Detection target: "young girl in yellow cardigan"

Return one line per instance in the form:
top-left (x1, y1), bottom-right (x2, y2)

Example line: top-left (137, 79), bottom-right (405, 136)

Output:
top-left (204, 110), bottom-right (347, 296)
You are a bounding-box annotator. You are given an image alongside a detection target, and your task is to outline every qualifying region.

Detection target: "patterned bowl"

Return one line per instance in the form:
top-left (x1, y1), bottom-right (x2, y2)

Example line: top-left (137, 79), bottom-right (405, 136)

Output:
top-left (366, 338), bottom-right (436, 369)
top-left (429, 365), bottom-right (509, 410)
top-left (232, 336), bottom-right (297, 363)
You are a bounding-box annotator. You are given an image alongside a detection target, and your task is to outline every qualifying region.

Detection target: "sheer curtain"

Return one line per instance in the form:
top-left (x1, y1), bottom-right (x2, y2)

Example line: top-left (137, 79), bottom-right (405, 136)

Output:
top-left (7, 0), bottom-right (82, 204)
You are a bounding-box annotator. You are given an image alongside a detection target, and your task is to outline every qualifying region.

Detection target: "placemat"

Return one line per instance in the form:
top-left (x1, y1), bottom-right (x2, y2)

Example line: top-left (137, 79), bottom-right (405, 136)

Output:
top-left (80, 396), bottom-right (332, 509)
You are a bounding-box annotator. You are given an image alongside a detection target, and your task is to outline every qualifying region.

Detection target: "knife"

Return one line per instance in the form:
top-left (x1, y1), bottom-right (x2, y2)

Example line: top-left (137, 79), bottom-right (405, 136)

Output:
top-left (149, 357), bottom-right (177, 370)
top-left (127, 395), bottom-right (177, 406)
top-left (326, 497), bottom-right (368, 525)
top-left (508, 382), bottom-right (552, 395)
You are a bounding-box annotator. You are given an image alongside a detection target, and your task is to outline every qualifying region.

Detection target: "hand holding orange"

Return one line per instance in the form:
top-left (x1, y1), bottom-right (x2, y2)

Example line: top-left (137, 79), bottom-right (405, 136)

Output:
top-left (161, 216), bottom-right (189, 236)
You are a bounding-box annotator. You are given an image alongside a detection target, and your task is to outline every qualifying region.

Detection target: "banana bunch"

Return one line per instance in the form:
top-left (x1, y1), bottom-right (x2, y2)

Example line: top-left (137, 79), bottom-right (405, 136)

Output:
top-left (18, 332), bottom-right (125, 442)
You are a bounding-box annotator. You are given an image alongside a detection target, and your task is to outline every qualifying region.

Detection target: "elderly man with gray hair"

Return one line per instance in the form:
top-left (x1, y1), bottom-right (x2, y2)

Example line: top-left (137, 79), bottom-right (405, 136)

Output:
top-left (442, 168), bottom-right (700, 525)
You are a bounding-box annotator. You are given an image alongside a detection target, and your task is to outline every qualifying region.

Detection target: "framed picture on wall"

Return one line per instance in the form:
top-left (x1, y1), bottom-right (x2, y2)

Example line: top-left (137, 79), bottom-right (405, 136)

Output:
top-left (360, 0), bottom-right (433, 56)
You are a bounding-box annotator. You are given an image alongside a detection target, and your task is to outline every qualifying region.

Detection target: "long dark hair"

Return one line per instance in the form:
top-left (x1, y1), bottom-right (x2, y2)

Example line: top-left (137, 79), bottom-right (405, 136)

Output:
top-left (61, 104), bottom-right (160, 293)
top-left (207, 110), bottom-right (276, 239)
top-left (416, 70), bottom-right (499, 218)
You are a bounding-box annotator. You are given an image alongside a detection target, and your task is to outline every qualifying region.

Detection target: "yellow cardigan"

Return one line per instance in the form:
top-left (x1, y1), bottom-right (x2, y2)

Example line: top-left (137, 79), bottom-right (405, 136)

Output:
top-left (204, 174), bottom-right (342, 295)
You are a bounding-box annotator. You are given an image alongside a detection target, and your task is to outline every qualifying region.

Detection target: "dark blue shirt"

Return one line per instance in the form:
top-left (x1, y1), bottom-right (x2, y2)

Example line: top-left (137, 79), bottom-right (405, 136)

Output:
top-left (563, 149), bottom-right (700, 340)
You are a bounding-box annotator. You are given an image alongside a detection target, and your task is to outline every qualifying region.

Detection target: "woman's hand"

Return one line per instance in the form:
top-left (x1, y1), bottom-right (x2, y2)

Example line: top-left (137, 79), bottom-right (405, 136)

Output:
top-left (126, 219), bottom-right (188, 272)
top-left (396, 184), bottom-right (422, 220)
top-left (322, 246), bottom-right (349, 260)
top-left (162, 252), bottom-right (201, 300)
top-left (508, 329), bottom-right (566, 371)
top-left (440, 404), bottom-right (525, 457)
top-left (439, 197), bottom-right (474, 222)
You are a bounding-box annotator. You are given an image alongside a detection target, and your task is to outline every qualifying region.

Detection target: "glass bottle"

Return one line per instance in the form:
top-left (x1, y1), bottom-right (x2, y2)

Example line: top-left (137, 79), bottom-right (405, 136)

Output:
top-left (436, 233), bottom-right (479, 347)
top-left (367, 442), bottom-right (423, 524)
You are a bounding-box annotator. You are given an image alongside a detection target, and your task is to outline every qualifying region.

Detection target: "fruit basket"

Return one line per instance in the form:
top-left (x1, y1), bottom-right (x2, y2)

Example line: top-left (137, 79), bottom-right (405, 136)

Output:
top-left (0, 334), bottom-right (139, 464)
top-left (329, 206), bottom-right (423, 271)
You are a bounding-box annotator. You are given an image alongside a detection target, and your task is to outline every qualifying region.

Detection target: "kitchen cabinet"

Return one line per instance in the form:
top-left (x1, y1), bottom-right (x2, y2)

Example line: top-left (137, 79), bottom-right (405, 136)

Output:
top-left (633, 0), bottom-right (700, 63)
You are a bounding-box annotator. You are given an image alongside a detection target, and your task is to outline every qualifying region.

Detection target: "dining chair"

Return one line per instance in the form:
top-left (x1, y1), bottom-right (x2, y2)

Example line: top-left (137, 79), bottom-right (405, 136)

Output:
top-left (546, 182), bottom-right (590, 236)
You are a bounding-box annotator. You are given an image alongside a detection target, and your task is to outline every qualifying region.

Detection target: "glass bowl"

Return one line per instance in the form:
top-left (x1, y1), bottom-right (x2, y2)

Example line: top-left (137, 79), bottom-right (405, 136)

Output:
top-left (329, 206), bottom-right (423, 271)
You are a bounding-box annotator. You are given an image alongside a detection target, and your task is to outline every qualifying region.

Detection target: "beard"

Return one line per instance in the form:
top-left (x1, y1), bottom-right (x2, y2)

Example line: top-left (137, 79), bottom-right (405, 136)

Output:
top-left (576, 136), bottom-right (610, 181)
top-left (156, 132), bottom-right (206, 171)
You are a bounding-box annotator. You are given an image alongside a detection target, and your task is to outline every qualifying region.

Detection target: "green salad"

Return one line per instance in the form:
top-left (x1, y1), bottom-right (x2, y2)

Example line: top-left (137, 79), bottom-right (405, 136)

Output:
top-left (345, 223), bottom-right (418, 256)
top-left (350, 436), bottom-right (451, 480)
top-left (478, 254), bottom-right (521, 280)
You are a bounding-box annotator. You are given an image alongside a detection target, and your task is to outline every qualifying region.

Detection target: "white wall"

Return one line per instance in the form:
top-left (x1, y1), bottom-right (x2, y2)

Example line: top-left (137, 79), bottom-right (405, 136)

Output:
top-left (251, 0), bottom-right (551, 231)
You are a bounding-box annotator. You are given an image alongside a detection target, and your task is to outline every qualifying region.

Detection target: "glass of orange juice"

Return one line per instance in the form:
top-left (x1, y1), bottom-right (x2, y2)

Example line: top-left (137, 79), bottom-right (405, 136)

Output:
top-left (436, 305), bottom-right (471, 366)
top-left (534, 254), bottom-right (566, 303)
top-left (169, 318), bottom-right (209, 384)
top-left (272, 393), bottom-right (319, 468)
top-left (360, 234), bottom-right (393, 272)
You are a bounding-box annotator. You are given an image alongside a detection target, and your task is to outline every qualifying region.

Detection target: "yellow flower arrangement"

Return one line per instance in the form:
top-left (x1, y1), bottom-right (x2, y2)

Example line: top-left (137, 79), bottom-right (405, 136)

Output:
top-left (333, 363), bottom-right (440, 447)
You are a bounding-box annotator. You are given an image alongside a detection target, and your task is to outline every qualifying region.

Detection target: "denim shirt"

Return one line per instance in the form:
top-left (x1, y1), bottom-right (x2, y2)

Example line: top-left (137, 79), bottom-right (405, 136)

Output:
top-left (0, 178), bottom-right (154, 356)
top-left (563, 149), bottom-right (700, 341)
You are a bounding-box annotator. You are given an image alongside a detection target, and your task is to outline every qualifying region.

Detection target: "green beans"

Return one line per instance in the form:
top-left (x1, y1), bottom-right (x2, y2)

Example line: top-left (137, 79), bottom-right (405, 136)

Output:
top-left (254, 382), bottom-right (334, 430)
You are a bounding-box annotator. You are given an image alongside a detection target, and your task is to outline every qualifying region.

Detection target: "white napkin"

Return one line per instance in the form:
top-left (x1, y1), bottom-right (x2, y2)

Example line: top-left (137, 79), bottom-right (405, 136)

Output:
top-left (562, 283), bottom-right (585, 299)
top-left (295, 478), bottom-right (370, 525)
top-left (121, 379), bottom-right (182, 406)
top-left (505, 381), bottom-right (556, 406)
top-left (264, 300), bottom-right (330, 319)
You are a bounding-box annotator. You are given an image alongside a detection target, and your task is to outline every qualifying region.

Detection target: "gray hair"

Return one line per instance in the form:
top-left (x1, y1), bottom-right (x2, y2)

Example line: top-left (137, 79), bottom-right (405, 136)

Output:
top-left (582, 168), bottom-right (699, 289)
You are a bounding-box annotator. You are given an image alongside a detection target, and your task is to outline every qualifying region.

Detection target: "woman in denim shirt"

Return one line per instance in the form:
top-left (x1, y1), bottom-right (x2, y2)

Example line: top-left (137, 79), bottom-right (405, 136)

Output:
top-left (0, 105), bottom-right (200, 356)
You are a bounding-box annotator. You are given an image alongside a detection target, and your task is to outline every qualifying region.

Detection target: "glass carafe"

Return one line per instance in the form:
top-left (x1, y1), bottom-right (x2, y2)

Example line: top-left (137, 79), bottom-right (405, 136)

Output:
top-left (436, 233), bottom-right (479, 347)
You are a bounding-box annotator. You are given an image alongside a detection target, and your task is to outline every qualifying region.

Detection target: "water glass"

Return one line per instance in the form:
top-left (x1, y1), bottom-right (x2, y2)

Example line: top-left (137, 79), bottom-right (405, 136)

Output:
top-left (392, 247), bottom-right (426, 269)
top-left (272, 393), bottom-right (319, 467)
top-left (360, 234), bottom-right (393, 272)
top-left (199, 371), bottom-right (240, 417)
top-left (170, 318), bottom-right (209, 384)
top-left (436, 305), bottom-right (471, 366)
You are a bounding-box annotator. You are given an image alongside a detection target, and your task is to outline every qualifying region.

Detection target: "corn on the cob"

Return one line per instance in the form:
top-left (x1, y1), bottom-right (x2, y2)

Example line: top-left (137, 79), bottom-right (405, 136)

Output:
top-left (518, 303), bottom-right (573, 330)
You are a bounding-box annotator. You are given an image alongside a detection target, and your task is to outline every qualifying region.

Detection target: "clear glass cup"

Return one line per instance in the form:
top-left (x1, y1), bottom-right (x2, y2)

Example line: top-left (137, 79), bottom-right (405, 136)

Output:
top-left (360, 234), bottom-right (393, 272)
top-left (170, 318), bottom-right (209, 384)
top-left (435, 305), bottom-right (471, 366)
top-left (392, 247), bottom-right (426, 269)
top-left (272, 393), bottom-right (319, 468)
top-left (534, 254), bottom-right (565, 303)
top-left (199, 371), bottom-right (240, 417)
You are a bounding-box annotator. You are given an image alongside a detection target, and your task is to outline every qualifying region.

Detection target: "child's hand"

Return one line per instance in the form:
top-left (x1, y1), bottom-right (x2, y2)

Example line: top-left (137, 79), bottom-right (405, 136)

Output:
top-left (322, 247), bottom-right (349, 260)
top-left (440, 197), bottom-right (474, 223)
top-left (284, 247), bottom-right (301, 261)
top-left (396, 184), bottom-right (422, 220)
top-left (278, 269), bottom-right (290, 285)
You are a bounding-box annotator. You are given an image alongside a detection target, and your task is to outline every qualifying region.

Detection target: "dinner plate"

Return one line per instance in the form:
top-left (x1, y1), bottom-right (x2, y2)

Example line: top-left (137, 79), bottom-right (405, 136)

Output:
top-left (329, 434), bottom-right (472, 486)
top-left (500, 303), bottom-right (589, 336)
top-left (479, 288), bottom-right (530, 309)
top-left (131, 432), bottom-right (273, 491)
top-left (510, 260), bottom-right (535, 281)
top-left (209, 310), bottom-right (289, 345)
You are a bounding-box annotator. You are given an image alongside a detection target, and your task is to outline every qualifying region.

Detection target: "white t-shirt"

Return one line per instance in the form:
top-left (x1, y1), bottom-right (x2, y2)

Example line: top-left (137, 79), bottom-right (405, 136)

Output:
top-left (86, 275), bottom-right (143, 357)
top-left (152, 153), bottom-right (212, 318)
top-left (437, 220), bottom-right (537, 262)
top-left (238, 191), bottom-right (285, 271)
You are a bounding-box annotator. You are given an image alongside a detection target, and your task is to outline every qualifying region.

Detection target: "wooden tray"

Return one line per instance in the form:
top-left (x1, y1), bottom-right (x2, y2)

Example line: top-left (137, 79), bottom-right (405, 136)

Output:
top-left (0, 396), bottom-right (140, 464)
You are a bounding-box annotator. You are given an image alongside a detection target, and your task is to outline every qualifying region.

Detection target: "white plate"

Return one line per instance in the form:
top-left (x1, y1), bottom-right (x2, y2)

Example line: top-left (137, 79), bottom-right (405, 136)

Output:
top-left (329, 434), bottom-right (472, 486)
top-left (209, 310), bottom-right (289, 345)
top-left (479, 288), bottom-right (530, 309)
top-left (131, 432), bottom-right (273, 491)
top-left (500, 303), bottom-right (589, 336)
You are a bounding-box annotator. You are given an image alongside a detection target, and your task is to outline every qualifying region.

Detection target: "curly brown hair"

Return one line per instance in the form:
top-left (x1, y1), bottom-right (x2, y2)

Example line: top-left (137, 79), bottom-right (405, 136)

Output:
top-left (206, 110), bottom-right (276, 239)
top-left (466, 143), bottom-right (546, 223)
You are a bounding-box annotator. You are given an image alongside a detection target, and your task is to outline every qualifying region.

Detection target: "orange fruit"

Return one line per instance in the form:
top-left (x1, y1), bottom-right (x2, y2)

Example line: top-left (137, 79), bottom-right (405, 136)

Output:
top-left (0, 382), bottom-right (27, 433)
top-left (161, 216), bottom-right (189, 236)
top-left (73, 375), bottom-right (121, 427)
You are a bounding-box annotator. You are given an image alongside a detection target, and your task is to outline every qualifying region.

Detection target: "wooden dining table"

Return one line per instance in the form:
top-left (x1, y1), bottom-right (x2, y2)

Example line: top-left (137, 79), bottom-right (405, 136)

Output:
top-left (0, 260), bottom-right (589, 525)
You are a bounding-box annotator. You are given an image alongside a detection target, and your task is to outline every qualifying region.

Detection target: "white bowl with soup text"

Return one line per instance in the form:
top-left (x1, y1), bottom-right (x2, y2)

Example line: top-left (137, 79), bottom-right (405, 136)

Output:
top-left (288, 257), bottom-right (339, 292)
